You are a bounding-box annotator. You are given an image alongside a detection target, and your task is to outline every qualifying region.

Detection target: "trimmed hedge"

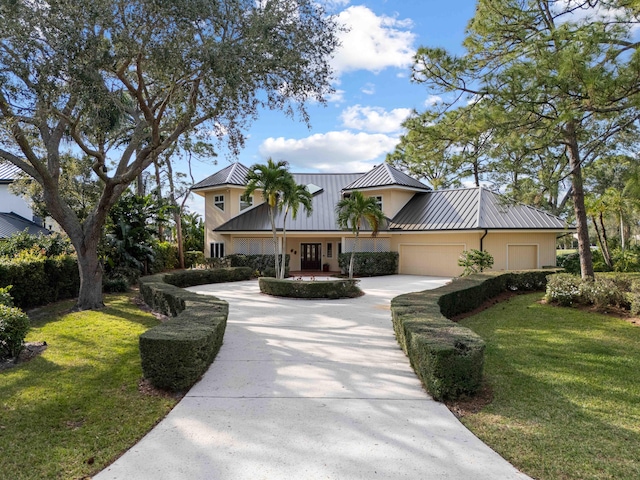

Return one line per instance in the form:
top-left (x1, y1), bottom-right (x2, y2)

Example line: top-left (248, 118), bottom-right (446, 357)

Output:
top-left (0, 303), bottom-right (30, 359)
top-left (185, 250), bottom-right (205, 268)
top-left (391, 270), bottom-right (559, 401)
top-left (259, 277), bottom-right (363, 299)
top-left (138, 267), bottom-right (252, 391)
top-left (338, 252), bottom-right (398, 277)
top-left (150, 241), bottom-right (179, 274)
top-left (0, 254), bottom-right (79, 308)
top-left (163, 267), bottom-right (253, 288)
top-left (228, 254), bottom-right (290, 277)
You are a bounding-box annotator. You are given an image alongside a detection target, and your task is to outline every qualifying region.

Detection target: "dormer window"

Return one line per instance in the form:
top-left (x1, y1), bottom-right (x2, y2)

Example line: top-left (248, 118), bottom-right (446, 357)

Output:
top-left (214, 194), bottom-right (225, 211)
top-left (240, 193), bottom-right (253, 211)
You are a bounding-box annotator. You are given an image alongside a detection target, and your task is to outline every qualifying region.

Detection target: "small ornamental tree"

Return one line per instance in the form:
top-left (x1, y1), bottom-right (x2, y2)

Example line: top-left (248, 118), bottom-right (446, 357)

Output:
top-left (458, 249), bottom-right (494, 276)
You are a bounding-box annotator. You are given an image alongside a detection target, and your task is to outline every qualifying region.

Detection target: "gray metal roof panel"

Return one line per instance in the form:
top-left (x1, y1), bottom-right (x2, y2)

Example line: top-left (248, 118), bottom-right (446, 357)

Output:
top-left (191, 162), bottom-right (249, 190)
top-left (0, 162), bottom-right (22, 182)
top-left (216, 172), bottom-right (390, 232)
top-left (343, 164), bottom-right (430, 191)
top-left (389, 187), bottom-right (568, 231)
top-left (478, 188), bottom-right (567, 229)
top-left (0, 212), bottom-right (50, 239)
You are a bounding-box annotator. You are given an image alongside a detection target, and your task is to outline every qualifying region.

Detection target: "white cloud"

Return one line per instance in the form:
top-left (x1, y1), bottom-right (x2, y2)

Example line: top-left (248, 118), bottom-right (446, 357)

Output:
top-left (325, 89), bottom-right (346, 104)
top-left (332, 6), bottom-right (417, 75)
top-left (340, 105), bottom-right (411, 133)
top-left (361, 83), bottom-right (375, 95)
top-left (424, 95), bottom-right (442, 107)
top-left (259, 130), bottom-right (400, 172)
top-left (322, 0), bottom-right (350, 10)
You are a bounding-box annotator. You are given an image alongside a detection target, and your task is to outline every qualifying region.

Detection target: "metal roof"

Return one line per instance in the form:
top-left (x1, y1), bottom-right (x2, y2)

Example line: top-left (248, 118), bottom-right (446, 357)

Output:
top-left (216, 172), bottom-right (378, 232)
top-left (0, 212), bottom-right (50, 239)
top-left (197, 161), bottom-right (569, 233)
top-left (342, 163), bottom-right (430, 191)
top-left (0, 162), bottom-right (22, 183)
top-left (389, 187), bottom-right (568, 231)
top-left (191, 162), bottom-right (250, 190)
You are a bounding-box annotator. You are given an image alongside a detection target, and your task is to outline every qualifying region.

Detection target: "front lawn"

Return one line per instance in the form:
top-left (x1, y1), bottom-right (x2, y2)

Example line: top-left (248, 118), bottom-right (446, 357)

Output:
top-left (0, 293), bottom-right (179, 479)
top-left (459, 293), bottom-right (640, 480)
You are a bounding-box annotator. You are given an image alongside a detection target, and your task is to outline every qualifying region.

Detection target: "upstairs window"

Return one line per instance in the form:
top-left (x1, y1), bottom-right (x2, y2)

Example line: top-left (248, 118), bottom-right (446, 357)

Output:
top-left (371, 195), bottom-right (383, 211)
top-left (214, 194), bottom-right (225, 211)
top-left (240, 193), bottom-right (253, 211)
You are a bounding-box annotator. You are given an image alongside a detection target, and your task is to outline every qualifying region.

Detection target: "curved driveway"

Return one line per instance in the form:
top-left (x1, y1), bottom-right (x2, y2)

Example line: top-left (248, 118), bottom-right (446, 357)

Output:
top-left (97, 275), bottom-right (529, 480)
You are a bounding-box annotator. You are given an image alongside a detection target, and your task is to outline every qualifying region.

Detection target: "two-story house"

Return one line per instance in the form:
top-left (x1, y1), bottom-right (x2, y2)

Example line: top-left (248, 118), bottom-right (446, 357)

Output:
top-left (192, 162), bottom-right (570, 276)
top-left (0, 162), bottom-right (50, 239)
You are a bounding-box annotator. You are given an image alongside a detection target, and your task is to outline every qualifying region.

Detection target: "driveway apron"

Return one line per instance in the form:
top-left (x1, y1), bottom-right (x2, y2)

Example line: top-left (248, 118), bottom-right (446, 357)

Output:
top-left (96, 275), bottom-right (530, 480)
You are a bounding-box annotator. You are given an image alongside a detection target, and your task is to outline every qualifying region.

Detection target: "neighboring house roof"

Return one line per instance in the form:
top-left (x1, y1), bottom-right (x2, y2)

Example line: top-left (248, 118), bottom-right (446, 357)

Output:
top-left (191, 162), bottom-right (250, 190)
top-left (0, 212), bottom-right (50, 239)
top-left (342, 163), bottom-right (430, 191)
top-left (216, 173), bottom-right (367, 232)
top-left (389, 187), bottom-right (567, 231)
top-left (0, 162), bottom-right (22, 184)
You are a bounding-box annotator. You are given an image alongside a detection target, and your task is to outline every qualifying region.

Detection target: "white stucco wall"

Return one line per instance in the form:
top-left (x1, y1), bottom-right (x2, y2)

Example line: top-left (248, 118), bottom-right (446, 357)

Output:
top-left (0, 184), bottom-right (33, 220)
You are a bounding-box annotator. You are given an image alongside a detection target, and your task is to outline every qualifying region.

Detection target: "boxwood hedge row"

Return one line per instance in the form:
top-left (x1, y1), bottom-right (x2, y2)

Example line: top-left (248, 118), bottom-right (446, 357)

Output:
top-left (338, 252), bottom-right (398, 277)
top-left (258, 277), bottom-right (362, 299)
top-left (391, 270), bottom-right (559, 401)
top-left (138, 267), bottom-right (252, 391)
top-left (0, 254), bottom-right (80, 308)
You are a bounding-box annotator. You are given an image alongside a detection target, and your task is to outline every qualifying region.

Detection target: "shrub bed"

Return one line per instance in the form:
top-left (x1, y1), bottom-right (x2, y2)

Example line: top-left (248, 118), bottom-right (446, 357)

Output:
top-left (138, 267), bottom-right (251, 391)
top-left (0, 304), bottom-right (30, 359)
top-left (391, 270), bottom-right (559, 401)
top-left (259, 277), bottom-right (363, 299)
top-left (338, 251), bottom-right (398, 276)
top-left (227, 253), bottom-right (289, 277)
top-left (545, 272), bottom-right (640, 311)
top-left (0, 253), bottom-right (79, 308)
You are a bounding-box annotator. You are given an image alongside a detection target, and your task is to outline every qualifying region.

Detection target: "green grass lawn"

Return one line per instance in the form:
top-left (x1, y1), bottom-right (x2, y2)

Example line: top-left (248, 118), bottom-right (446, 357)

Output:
top-left (459, 293), bottom-right (640, 480)
top-left (0, 293), bottom-right (179, 479)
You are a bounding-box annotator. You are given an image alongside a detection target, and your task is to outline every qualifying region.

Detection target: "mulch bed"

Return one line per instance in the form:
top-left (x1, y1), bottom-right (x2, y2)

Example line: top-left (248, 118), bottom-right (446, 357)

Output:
top-left (0, 341), bottom-right (48, 371)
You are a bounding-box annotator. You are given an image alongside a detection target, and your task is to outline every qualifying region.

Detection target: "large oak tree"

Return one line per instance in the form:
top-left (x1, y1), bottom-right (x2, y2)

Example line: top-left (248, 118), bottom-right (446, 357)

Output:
top-left (0, 0), bottom-right (339, 309)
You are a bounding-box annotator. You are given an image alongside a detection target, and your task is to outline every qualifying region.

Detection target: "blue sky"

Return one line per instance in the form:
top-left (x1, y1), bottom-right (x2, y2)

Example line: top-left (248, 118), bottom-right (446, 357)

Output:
top-left (187, 1), bottom-right (478, 214)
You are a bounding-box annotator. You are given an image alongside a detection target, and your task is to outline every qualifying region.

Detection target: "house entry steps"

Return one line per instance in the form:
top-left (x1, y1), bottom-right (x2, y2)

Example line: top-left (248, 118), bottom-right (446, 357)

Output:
top-left (95, 275), bottom-right (531, 480)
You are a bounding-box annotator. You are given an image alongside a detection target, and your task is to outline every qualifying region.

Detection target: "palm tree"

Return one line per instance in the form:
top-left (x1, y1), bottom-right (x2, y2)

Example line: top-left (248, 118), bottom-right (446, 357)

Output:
top-left (245, 159), bottom-right (294, 278)
top-left (335, 190), bottom-right (385, 279)
top-left (279, 182), bottom-right (313, 278)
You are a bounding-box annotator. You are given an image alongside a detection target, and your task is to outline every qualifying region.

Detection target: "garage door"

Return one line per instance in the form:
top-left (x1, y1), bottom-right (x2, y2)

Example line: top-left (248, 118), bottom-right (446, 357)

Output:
top-left (507, 245), bottom-right (538, 270)
top-left (399, 244), bottom-right (465, 277)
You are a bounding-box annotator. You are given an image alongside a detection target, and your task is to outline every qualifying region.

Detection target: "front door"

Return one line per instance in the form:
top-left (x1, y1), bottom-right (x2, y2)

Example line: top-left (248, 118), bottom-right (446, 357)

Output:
top-left (301, 243), bottom-right (321, 270)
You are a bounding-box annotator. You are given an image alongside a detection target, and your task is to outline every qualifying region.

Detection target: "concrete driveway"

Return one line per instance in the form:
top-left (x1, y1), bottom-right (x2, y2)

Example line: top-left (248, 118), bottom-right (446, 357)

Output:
top-left (96, 275), bottom-right (530, 480)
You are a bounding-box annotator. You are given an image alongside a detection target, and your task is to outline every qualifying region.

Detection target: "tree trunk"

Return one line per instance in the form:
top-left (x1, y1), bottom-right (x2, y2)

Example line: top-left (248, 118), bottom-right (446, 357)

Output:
top-left (74, 234), bottom-right (105, 310)
top-left (348, 231), bottom-right (359, 279)
top-left (565, 122), bottom-right (594, 279)
top-left (591, 214), bottom-right (612, 269)
top-left (269, 206), bottom-right (280, 277)
top-left (280, 208), bottom-right (289, 279)
top-left (175, 211), bottom-right (185, 269)
top-left (153, 158), bottom-right (164, 242)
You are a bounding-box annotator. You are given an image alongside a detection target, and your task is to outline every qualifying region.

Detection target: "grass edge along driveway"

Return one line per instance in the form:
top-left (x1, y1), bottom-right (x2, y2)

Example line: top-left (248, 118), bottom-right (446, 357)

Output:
top-left (0, 293), bottom-right (179, 480)
top-left (459, 292), bottom-right (640, 480)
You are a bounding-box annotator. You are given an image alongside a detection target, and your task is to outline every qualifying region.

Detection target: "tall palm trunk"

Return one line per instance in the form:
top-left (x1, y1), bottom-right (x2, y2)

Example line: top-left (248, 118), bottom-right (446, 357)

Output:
top-left (269, 206), bottom-right (280, 277)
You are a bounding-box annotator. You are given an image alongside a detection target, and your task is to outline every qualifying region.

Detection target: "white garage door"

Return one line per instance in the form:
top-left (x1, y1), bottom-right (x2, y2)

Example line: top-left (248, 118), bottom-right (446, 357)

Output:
top-left (508, 245), bottom-right (538, 270)
top-left (399, 244), bottom-right (465, 277)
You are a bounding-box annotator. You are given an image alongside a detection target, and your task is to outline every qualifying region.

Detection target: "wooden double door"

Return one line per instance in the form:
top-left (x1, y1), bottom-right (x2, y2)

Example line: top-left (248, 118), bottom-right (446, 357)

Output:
top-left (301, 243), bottom-right (321, 270)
